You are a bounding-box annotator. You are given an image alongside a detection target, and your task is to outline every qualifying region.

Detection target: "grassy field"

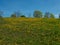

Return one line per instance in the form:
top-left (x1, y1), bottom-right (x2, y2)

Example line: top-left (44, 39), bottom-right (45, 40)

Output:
top-left (0, 18), bottom-right (60, 45)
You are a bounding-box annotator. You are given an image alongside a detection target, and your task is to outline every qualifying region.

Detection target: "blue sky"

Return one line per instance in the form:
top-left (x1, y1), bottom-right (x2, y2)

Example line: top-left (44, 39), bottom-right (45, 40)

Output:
top-left (0, 0), bottom-right (60, 17)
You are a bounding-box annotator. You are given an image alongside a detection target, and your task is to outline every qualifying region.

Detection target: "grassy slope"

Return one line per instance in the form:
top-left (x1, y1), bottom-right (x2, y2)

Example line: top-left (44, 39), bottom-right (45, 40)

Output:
top-left (0, 18), bottom-right (60, 45)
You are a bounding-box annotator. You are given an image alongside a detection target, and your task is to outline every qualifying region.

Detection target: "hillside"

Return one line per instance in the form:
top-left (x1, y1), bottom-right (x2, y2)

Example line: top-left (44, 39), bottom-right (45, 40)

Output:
top-left (0, 18), bottom-right (60, 45)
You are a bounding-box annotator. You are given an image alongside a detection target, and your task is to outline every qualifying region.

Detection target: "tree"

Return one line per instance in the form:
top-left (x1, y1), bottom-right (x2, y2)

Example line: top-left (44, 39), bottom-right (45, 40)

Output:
top-left (0, 11), bottom-right (3, 18)
top-left (11, 13), bottom-right (16, 17)
top-left (50, 13), bottom-right (55, 18)
top-left (44, 12), bottom-right (50, 18)
top-left (15, 11), bottom-right (22, 17)
top-left (15, 11), bottom-right (19, 17)
top-left (33, 10), bottom-right (43, 18)
top-left (0, 11), bottom-right (4, 24)
top-left (20, 15), bottom-right (26, 17)
top-left (59, 14), bottom-right (60, 18)
top-left (11, 11), bottom-right (22, 18)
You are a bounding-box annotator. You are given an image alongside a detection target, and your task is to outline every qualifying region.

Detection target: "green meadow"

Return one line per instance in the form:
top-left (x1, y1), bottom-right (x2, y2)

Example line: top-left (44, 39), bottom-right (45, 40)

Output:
top-left (0, 18), bottom-right (60, 45)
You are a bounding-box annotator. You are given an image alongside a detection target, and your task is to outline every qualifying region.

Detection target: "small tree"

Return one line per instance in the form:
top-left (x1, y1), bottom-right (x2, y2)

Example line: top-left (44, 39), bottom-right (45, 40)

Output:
top-left (11, 14), bottom-right (16, 17)
top-left (33, 10), bottom-right (43, 18)
top-left (0, 11), bottom-right (3, 18)
top-left (20, 15), bottom-right (26, 17)
top-left (15, 11), bottom-right (22, 17)
top-left (50, 13), bottom-right (55, 18)
top-left (59, 14), bottom-right (60, 18)
top-left (0, 11), bottom-right (4, 24)
top-left (44, 12), bottom-right (50, 18)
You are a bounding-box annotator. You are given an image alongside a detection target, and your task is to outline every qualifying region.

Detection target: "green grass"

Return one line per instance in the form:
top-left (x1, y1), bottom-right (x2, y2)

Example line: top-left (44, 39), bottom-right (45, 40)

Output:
top-left (0, 18), bottom-right (60, 45)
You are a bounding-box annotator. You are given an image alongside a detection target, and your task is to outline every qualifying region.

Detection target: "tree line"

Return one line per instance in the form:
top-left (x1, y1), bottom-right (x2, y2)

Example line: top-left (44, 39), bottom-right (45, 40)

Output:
top-left (0, 10), bottom-right (60, 18)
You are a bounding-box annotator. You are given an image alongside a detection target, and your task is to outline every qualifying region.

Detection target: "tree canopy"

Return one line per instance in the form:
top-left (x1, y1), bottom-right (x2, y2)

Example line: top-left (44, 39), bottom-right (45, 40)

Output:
top-left (33, 10), bottom-right (43, 18)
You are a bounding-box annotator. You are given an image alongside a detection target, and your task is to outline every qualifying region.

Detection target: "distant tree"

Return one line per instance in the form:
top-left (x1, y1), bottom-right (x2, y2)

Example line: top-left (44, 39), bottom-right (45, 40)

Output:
top-left (11, 13), bottom-right (16, 17)
top-left (44, 12), bottom-right (50, 18)
top-left (33, 10), bottom-right (43, 18)
top-left (59, 14), bottom-right (60, 18)
top-left (50, 13), bottom-right (55, 18)
top-left (11, 11), bottom-right (22, 18)
top-left (0, 11), bottom-right (4, 24)
top-left (15, 11), bottom-right (22, 17)
top-left (0, 15), bottom-right (2, 18)
top-left (0, 11), bottom-right (3, 18)
top-left (20, 15), bottom-right (26, 17)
